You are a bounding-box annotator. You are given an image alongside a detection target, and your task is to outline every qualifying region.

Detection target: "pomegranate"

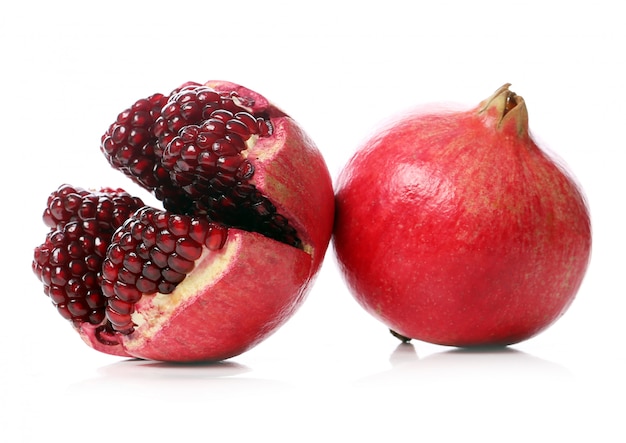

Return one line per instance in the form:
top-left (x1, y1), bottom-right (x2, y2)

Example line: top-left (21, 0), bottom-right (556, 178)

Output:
top-left (33, 80), bottom-right (334, 362)
top-left (333, 84), bottom-right (592, 347)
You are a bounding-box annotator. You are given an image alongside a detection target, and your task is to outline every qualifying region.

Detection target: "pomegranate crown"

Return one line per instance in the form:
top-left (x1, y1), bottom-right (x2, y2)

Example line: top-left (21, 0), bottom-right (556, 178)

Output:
top-left (478, 83), bottom-right (529, 135)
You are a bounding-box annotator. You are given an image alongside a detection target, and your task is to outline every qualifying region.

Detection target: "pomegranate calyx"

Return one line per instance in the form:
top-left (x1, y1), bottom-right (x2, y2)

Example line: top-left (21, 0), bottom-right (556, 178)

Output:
top-left (478, 83), bottom-right (529, 135)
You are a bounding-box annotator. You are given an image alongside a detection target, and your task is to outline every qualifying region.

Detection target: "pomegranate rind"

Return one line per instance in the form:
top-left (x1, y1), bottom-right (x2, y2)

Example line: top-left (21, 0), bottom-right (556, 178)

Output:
top-left (333, 86), bottom-right (592, 347)
top-left (116, 229), bottom-right (312, 362)
top-left (206, 80), bottom-right (335, 274)
top-left (249, 116), bottom-right (334, 272)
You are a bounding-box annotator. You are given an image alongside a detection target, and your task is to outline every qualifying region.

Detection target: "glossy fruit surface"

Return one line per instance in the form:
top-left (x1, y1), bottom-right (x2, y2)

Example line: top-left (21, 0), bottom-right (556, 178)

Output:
top-left (333, 84), bottom-right (592, 347)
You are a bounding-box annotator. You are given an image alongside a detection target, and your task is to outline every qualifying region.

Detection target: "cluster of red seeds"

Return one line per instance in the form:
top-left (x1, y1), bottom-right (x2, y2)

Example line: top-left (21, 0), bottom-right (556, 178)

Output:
top-left (32, 185), bottom-right (145, 326)
top-left (101, 207), bottom-right (227, 334)
top-left (153, 84), bottom-right (271, 149)
top-left (100, 92), bottom-right (193, 214)
top-left (33, 81), bottom-right (302, 337)
top-left (33, 185), bottom-right (229, 335)
top-left (100, 82), bottom-right (300, 248)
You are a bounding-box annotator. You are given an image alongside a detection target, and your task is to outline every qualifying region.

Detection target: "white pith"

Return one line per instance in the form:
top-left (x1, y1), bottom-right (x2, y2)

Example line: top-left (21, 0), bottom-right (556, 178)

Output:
top-left (123, 236), bottom-right (239, 349)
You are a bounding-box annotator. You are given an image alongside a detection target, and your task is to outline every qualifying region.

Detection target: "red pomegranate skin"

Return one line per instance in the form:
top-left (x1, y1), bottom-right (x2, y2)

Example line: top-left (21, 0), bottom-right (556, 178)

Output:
top-left (333, 85), bottom-right (592, 347)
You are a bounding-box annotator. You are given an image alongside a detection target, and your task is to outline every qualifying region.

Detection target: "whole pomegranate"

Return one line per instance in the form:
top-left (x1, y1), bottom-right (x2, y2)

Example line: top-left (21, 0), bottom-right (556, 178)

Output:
top-left (32, 80), bottom-right (334, 362)
top-left (333, 84), bottom-right (592, 347)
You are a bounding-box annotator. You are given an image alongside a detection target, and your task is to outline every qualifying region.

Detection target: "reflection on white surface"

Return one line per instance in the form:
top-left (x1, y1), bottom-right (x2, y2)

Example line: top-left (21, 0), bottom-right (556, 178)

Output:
top-left (382, 342), bottom-right (571, 379)
top-left (339, 343), bottom-right (596, 442)
top-left (355, 342), bottom-right (573, 401)
top-left (65, 358), bottom-right (292, 402)
top-left (9, 340), bottom-right (622, 443)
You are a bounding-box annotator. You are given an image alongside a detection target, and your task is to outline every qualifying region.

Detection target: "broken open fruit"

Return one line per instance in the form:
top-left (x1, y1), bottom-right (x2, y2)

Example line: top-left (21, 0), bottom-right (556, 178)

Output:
top-left (32, 80), bottom-right (334, 362)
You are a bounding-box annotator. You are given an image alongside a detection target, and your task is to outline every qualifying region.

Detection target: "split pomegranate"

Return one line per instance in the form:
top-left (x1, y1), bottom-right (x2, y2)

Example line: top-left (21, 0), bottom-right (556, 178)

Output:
top-left (333, 84), bottom-right (592, 347)
top-left (33, 80), bottom-right (334, 361)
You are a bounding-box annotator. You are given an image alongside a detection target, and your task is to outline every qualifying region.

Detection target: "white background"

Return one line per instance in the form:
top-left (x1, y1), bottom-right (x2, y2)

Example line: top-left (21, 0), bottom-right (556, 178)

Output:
top-left (1, 0), bottom-right (624, 441)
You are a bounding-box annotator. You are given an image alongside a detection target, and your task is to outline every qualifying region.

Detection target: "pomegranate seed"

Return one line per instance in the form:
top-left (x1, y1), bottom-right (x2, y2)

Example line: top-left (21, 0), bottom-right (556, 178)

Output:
top-left (210, 139), bottom-right (238, 157)
top-left (136, 277), bottom-right (158, 294)
top-left (167, 254), bottom-right (195, 274)
top-left (175, 238), bottom-right (203, 261)
top-left (168, 215), bottom-right (190, 236)
top-left (142, 262), bottom-right (161, 281)
top-left (180, 101), bottom-right (202, 121)
top-left (108, 298), bottom-right (134, 316)
top-left (158, 281), bottom-right (176, 294)
top-left (206, 226), bottom-right (227, 250)
top-left (114, 281), bottom-right (142, 303)
top-left (234, 111), bottom-right (260, 134)
top-left (123, 253), bottom-right (143, 273)
top-left (68, 300), bottom-right (89, 317)
top-left (257, 118), bottom-right (273, 136)
top-left (210, 109), bottom-right (234, 123)
top-left (161, 267), bottom-right (186, 284)
top-left (105, 306), bottom-right (132, 328)
top-left (225, 118), bottom-right (252, 139)
top-left (85, 290), bottom-right (104, 309)
top-left (201, 118), bottom-right (226, 136)
top-left (57, 305), bottom-right (73, 321)
top-left (156, 231), bottom-right (177, 254)
top-left (149, 247), bottom-right (169, 268)
top-left (236, 160), bottom-right (254, 180)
